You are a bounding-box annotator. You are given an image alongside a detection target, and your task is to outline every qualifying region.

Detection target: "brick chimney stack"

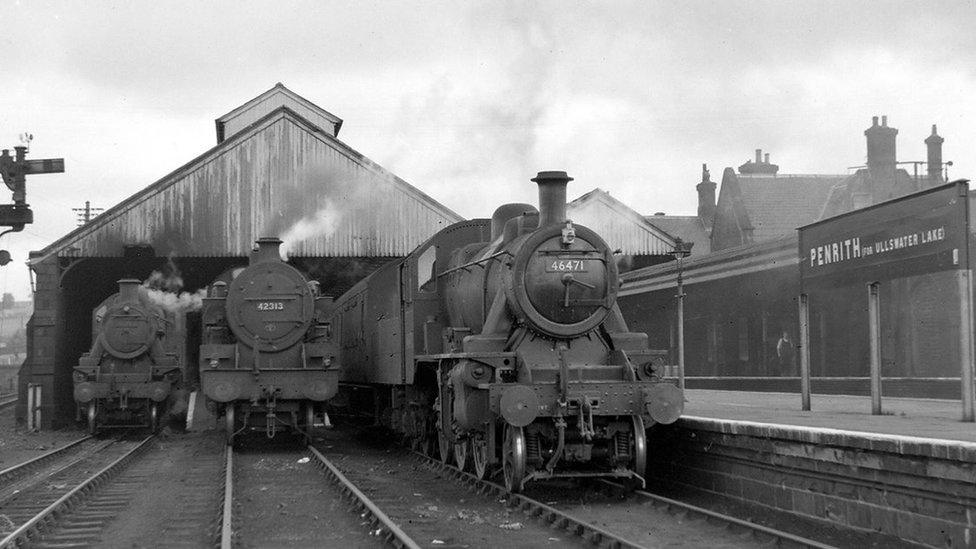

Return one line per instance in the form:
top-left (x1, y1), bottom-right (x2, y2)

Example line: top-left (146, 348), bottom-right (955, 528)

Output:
top-left (865, 115), bottom-right (898, 185)
top-left (696, 163), bottom-right (717, 224)
top-left (925, 124), bottom-right (944, 185)
top-left (738, 149), bottom-right (779, 175)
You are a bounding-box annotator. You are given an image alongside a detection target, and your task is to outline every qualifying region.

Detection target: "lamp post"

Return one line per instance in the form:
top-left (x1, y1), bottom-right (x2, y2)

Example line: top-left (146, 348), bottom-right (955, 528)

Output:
top-left (671, 238), bottom-right (693, 392)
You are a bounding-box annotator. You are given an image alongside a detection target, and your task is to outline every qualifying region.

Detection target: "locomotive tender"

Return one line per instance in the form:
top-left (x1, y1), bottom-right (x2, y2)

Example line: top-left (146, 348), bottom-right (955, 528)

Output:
top-left (330, 171), bottom-right (683, 491)
top-left (200, 237), bottom-right (339, 444)
top-left (73, 279), bottom-right (182, 434)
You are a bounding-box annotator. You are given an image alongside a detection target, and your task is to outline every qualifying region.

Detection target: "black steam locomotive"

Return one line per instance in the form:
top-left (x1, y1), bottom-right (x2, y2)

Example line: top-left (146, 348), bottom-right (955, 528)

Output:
top-left (73, 279), bottom-right (182, 434)
top-left (330, 171), bottom-right (683, 491)
top-left (199, 237), bottom-right (339, 444)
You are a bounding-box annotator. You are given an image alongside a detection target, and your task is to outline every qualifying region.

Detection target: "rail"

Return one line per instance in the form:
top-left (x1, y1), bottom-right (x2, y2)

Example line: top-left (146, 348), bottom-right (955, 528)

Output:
top-left (307, 445), bottom-right (422, 549)
top-left (413, 450), bottom-right (647, 549)
top-left (220, 446), bottom-right (233, 549)
top-left (0, 435), bottom-right (154, 548)
top-left (601, 480), bottom-right (838, 549)
top-left (0, 436), bottom-right (92, 484)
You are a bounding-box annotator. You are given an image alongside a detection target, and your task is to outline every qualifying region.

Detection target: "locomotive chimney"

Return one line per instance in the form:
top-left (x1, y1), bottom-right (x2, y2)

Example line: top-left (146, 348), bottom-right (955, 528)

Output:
top-left (252, 237), bottom-right (283, 264)
top-left (118, 279), bottom-right (141, 302)
top-left (531, 171), bottom-right (573, 227)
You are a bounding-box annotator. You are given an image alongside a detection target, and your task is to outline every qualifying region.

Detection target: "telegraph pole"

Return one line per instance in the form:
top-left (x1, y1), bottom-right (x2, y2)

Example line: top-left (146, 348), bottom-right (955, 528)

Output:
top-left (73, 201), bottom-right (103, 225)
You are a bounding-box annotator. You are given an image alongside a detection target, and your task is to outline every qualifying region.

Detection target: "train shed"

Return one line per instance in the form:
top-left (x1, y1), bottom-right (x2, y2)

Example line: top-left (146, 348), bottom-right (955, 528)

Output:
top-left (18, 84), bottom-right (462, 429)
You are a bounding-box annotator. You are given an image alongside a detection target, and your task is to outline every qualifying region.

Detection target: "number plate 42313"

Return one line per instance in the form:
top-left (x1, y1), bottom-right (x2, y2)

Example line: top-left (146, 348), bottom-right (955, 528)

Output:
top-left (256, 301), bottom-right (285, 311)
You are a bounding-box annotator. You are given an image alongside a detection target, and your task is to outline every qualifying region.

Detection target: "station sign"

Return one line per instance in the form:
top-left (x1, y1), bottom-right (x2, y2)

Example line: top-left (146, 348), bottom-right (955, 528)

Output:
top-left (799, 181), bottom-right (970, 288)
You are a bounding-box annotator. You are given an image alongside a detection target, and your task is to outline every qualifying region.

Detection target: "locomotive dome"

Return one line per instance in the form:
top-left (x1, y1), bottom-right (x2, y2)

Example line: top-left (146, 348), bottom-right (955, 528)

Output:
top-left (505, 172), bottom-right (619, 338)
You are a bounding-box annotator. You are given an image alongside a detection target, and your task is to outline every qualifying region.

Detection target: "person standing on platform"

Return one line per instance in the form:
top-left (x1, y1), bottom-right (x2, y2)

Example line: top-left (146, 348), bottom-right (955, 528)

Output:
top-left (776, 330), bottom-right (797, 376)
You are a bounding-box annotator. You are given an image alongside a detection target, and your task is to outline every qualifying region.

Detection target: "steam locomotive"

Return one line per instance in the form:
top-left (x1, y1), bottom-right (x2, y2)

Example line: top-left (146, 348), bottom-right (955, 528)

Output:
top-left (73, 279), bottom-right (182, 434)
top-left (199, 237), bottom-right (340, 444)
top-left (330, 171), bottom-right (683, 491)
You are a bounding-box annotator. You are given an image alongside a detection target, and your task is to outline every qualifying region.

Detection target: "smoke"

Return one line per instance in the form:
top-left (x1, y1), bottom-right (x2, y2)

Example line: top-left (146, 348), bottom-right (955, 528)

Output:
top-left (279, 199), bottom-right (342, 260)
top-left (141, 286), bottom-right (208, 313)
top-left (140, 255), bottom-right (206, 313)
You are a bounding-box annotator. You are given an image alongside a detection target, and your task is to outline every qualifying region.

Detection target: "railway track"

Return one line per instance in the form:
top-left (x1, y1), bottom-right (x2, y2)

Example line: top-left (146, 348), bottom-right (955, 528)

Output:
top-left (0, 435), bottom-right (153, 548)
top-left (221, 439), bottom-right (410, 548)
top-left (0, 436), bottom-right (94, 489)
top-left (1, 433), bottom-right (225, 548)
top-left (412, 448), bottom-right (841, 548)
top-left (0, 394), bottom-right (16, 410)
top-left (598, 481), bottom-right (839, 549)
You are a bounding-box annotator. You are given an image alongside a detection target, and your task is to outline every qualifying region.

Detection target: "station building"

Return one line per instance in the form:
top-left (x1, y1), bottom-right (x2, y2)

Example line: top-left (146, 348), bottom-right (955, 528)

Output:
top-left (625, 117), bottom-right (962, 396)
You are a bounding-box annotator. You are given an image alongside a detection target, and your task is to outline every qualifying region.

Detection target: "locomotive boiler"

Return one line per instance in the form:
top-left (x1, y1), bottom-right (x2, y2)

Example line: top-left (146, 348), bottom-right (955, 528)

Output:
top-left (199, 237), bottom-right (339, 444)
top-left (330, 171), bottom-right (683, 491)
top-left (73, 279), bottom-right (182, 434)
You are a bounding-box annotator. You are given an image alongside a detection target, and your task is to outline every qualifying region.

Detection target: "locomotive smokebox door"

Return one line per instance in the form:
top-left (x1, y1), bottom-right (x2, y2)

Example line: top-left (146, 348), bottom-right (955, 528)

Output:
top-left (226, 264), bottom-right (314, 352)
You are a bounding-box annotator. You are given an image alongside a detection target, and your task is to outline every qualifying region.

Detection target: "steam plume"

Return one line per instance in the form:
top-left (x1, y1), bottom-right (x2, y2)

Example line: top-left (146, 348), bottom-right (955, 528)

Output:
top-left (140, 255), bottom-right (206, 313)
top-left (279, 199), bottom-right (342, 259)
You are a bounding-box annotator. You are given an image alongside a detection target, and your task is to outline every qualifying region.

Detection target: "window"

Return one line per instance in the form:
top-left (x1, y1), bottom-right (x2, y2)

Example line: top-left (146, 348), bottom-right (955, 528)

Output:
top-left (417, 246), bottom-right (437, 291)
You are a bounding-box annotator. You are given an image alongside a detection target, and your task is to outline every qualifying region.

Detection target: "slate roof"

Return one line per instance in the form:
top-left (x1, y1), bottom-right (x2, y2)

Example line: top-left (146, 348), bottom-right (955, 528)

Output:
top-left (734, 174), bottom-right (845, 241)
top-left (820, 168), bottom-right (936, 219)
top-left (643, 215), bottom-right (711, 255)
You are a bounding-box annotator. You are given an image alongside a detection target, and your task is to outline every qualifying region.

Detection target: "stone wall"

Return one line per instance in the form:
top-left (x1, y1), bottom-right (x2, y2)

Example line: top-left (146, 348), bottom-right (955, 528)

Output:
top-left (646, 418), bottom-right (976, 547)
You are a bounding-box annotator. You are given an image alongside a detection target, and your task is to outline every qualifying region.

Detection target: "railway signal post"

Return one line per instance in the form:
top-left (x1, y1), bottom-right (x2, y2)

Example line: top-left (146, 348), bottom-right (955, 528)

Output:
top-left (0, 143), bottom-right (65, 263)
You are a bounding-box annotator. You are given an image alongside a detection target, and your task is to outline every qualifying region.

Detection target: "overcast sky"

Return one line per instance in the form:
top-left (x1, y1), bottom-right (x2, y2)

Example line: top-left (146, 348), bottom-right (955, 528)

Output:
top-left (1, 1), bottom-right (974, 299)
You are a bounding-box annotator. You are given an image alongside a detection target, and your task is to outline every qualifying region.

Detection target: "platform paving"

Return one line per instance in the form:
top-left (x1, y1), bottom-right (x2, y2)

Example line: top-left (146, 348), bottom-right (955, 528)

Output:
top-left (682, 389), bottom-right (976, 443)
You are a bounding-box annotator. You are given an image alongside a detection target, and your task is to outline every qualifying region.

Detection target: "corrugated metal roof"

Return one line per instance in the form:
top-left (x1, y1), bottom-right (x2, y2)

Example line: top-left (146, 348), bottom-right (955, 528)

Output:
top-left (566, 188), bottom-right (676, 255)
top-left (31, 107), bottom-right (461, 263)
top-left (215, 83), bottom-right (343, 142)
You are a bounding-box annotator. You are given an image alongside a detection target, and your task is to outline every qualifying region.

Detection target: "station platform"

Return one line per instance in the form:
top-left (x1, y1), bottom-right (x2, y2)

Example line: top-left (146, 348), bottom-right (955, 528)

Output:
top-left (653, 390), bottom-right (976, 547)
top-left (681, 388), bottom-right (976, 443)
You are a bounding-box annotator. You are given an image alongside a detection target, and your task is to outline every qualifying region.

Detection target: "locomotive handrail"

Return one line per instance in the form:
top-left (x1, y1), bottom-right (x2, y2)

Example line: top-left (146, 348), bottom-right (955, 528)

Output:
top-left (436, 250), bottom-right (512, 278)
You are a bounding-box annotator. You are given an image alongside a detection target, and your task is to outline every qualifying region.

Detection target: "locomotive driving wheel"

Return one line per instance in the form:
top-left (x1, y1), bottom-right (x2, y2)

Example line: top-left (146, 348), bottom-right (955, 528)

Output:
top-left (87, 402), bottom-right (97, 435)
top-left (502, 424), bottom-right (527, 492)
top-left (437, 425), bottom-right (452, 464)
top-left (470, 434), bottom-right (489, 480)
top-left (454, 438), bottom-right (468, 471)
top-left (225, 406), bottom-right (236, 446)
top-left (631, 415), bottom-right (647, 475)
top-left (304, 404), bottom-right (315, 445)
